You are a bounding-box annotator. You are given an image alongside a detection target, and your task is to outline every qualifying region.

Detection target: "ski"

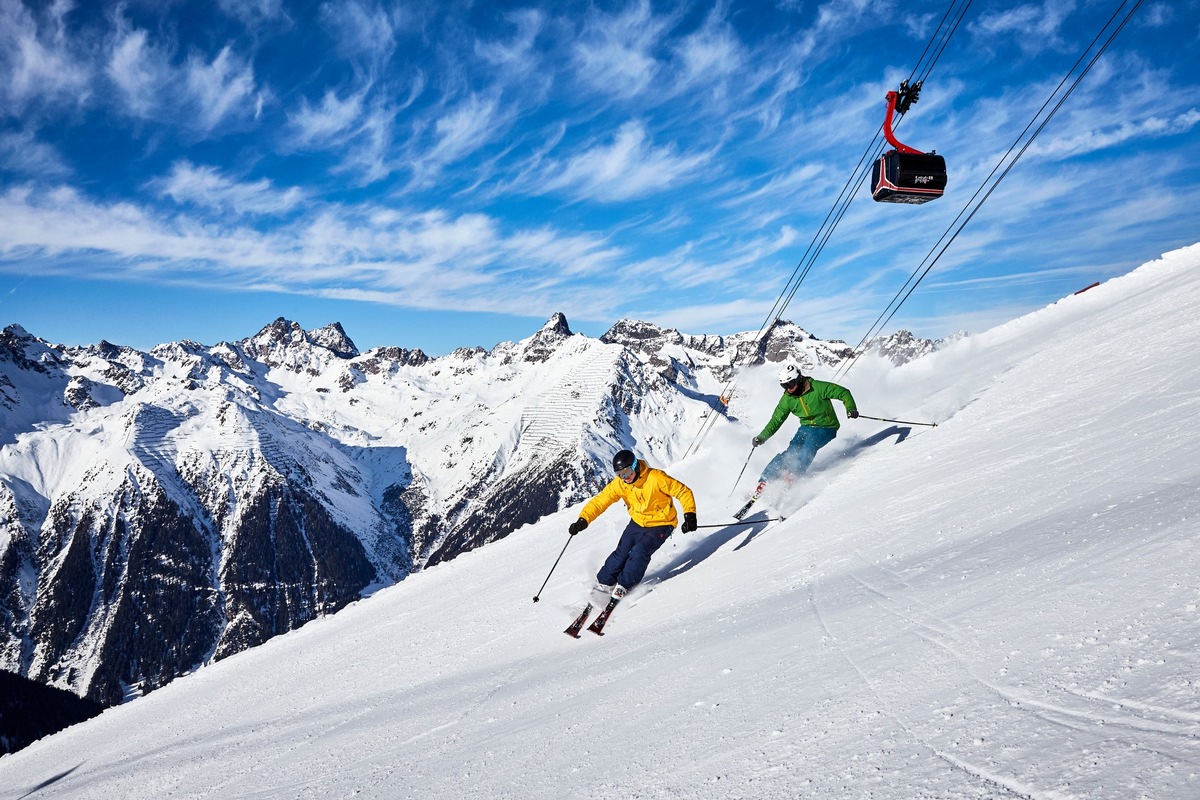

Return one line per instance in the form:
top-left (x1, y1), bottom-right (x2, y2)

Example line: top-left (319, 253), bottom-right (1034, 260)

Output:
top-left (733, 480), bottom-right (767, 520)
top-left (732, 496), bottom-right (756, 520)
top-left (564, 604), bottom-right (593, 638)
top-left (586, 597), bottom-right (621, 636)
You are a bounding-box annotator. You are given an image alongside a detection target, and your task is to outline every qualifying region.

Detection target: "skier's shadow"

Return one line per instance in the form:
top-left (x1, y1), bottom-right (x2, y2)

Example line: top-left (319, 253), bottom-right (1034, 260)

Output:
top-left (16, 764), bottom-right (86, 799)
top-left (731, 511), bottom-right (774, 551)
top-left (843, 424), bottom-right (911, 453)
top-left (647, 512), bottom-right (775, 587)
top-left (801, 424), bottom-right (914, 478)
top-left (642, 427), bottom-right (913, 591)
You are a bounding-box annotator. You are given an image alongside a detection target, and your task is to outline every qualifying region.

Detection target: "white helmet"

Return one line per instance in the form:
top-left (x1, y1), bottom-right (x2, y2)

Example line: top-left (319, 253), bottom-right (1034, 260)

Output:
top-left (778, 362), bottom-right (802, 386)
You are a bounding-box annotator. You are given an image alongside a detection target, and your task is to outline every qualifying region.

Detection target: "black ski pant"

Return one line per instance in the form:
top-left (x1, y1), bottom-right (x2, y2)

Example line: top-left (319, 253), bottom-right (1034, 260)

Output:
top-left (596, 520), bottom-right (673, 591)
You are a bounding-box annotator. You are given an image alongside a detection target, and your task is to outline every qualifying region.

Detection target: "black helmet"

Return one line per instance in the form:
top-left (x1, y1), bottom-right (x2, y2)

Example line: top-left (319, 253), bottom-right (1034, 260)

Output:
top-left (612, 449), bottom-right (636, 472)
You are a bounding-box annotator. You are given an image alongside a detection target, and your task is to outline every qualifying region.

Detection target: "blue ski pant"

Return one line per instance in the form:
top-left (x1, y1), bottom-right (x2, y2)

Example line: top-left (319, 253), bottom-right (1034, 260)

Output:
top-left (761, 425), bottom-right (837, 483)
top-left (596, 520), bottom-right (673, 590)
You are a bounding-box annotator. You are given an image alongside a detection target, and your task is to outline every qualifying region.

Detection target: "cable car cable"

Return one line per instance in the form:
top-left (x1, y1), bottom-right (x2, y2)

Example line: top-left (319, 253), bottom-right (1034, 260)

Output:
top-left (836, 0), bottom-right (1145, 380)
top-left (681, 0), bottom-right (971, 458)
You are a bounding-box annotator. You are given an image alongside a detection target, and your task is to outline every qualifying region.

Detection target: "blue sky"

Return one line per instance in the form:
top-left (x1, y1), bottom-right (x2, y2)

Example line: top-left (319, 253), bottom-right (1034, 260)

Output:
top-left (1, 0), bottom-right (1197, 355)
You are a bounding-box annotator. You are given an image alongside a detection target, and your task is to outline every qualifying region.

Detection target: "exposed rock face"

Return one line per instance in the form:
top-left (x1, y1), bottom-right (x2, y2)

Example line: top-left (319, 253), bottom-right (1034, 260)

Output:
top-left (211, 484), bottom-right (376, 660)
top-left (240, 318), bottom-right (360, 375)
top-left (357, 346), bottom-right (430, 374)
top-left (9, 454), bottom-right (380, 707)
top-left (426, 449), bottom-right (594, 568)
top-left (64, 376), bottom-right (98, 410)
top-left (518, 312), bottom-right (575, 364)
top-left (26, 479), bottom-right (224, 704)
top-left (865, 329), bottom-right (966, 365)
top-left (1, 324), bottom-right (64, 374)
top-left (601, 317), bottom-right (857, 381)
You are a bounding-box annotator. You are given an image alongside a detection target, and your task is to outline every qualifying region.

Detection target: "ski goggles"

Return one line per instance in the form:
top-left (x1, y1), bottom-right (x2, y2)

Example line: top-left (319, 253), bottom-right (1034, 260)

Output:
top-left (780, 377), bottom-right (801, 391)
top-left (616, 459), bottom-right (638, 481)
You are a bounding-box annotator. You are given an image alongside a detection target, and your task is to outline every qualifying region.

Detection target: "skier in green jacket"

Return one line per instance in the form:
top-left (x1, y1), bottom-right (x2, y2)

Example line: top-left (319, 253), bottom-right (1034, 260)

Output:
top-left (735, 362), bottom-right (858, 518)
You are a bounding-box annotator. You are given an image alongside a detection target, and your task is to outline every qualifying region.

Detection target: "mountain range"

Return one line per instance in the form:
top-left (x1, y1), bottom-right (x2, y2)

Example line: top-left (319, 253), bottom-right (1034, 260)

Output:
top-left (0, 312), bottom-right (946, 708)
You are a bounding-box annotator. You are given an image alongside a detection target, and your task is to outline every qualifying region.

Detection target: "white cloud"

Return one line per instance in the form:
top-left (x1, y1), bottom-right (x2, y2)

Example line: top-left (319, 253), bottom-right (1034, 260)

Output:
top-left (286, 73), bottom-right (432, 185)
top-left (217, 0), bottom-right (285, 27)
top-left (184, 45), bottom-right (260, 132)
top-left (969, 0), bottom-right (1077, 51)
top-left (813, 0), bottom-right (896, 33)
top-left (0, 0), bottom-right (89, 113)
top-left (539, 120), bottom-right (712, 202)
top-left (672, 12), bottom-right (742, 90)
top-left (1026, 110), bottom-right (1200, 159)
top-left (106, 13), bottom-right (263, 134)
top-left (289, 88), bottom-right (369, 145)
top-left (572, 0), bottom-right (669, 100)
top-left (475, 8), bottom-right (544, 74)
top-left (0, 129), bottom-right (69, 176)
top-left (340, 104), bottom-right (398, 184)
top-left (106, 22), bottom-right (169, 118)
top-left (321, 0), bottom-right (397, 70)
top-left (0, 183), bottom-right (630, 315)
top-left (414, 94), bottom-right (505, 180)
top-left (151, 161), bottom-right (305, 217)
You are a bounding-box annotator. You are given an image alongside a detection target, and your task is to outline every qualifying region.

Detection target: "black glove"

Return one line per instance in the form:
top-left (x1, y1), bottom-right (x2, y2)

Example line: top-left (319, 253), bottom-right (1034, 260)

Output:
top-left (751, 436), bottom-right (764, 448)
top-left (848, 409), bottom-right (859, 419)
top-left (568, 518), bottom-right (588, 535)
top-left (681, 512), bottom-right (697, 533)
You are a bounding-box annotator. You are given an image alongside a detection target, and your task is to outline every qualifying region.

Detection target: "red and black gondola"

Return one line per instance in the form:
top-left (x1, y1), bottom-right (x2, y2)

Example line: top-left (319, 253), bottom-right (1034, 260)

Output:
top-left (871, 81), bottom-right (947, 205)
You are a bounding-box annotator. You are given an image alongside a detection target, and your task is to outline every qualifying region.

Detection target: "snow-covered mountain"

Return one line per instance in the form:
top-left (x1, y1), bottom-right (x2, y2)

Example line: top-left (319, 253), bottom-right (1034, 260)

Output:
top-left (1, 242), bottom-right (1196, 799)
top-left (0, 309), bottom-right (941, 706)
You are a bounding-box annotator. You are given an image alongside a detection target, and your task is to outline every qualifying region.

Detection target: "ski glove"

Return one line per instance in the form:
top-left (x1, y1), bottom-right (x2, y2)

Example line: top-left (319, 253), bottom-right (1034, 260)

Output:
top-left (681, 512), bottom-right (697, 533)
top-left (568, 518), bottom-right (588, 535)
top-left (751, 436), bottom-right (764, 448)
top-left (848, 409), bottom-right (859, 419)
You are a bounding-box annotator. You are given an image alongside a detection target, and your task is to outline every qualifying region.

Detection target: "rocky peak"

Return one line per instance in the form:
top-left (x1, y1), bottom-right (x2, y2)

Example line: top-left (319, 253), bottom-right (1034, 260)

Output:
top-left (601, 318), bottom-right (676, 348)
top-left (2, 323), bottom-right (30, 336)
top-left (355, 346), bottom-right (431, 377)
top-left (239, 318), bottom-right (359, 375)
top-left (310, 322), bottom-right (359, 359)
top-left (520, 313), bottom-right (575, 363)
top-left (93, 340), bottom-right (125, 360)
top-left (246, 318), bottom-right (306, 350)
top-left (754, 318), bottom-right (825, 364)
top-left (866, 329), bottom-right (960, 365)
top-left (540, 312), bottom-right (572, 336)
top-left (1, 324), bottom-right (62, 372)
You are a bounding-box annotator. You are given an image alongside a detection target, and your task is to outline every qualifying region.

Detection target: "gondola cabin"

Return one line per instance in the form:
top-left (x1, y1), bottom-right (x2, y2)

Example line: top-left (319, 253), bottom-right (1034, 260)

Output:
top-left (871, 150), bottom-right (947, 204)
top-left (870, 80), bottom-right (947, 205)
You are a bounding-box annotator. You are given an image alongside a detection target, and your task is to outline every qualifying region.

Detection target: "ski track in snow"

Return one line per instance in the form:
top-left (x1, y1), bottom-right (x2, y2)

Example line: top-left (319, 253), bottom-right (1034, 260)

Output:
top-left (2, 245), bottom-right (1200, 798)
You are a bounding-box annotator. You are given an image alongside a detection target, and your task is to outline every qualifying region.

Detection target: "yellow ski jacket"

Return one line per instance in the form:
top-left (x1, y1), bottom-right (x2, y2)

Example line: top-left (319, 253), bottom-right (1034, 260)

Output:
top-left (579, 465), bottom-right (697, 529)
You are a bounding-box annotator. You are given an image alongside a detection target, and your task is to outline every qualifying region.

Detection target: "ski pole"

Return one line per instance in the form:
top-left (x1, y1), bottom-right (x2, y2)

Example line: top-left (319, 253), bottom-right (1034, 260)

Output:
top-left (532, 534), bottom-right (574, 603)
top-left (695, 517), bottom-right (784, 529)
top-left (857, 414), bottom-right (938, 427)
top-left (729, 444), bottom-right (756, 496)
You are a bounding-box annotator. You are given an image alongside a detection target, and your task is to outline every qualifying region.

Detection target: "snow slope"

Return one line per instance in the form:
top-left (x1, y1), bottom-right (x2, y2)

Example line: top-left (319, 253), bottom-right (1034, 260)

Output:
top-left (1, 244), bottom-right (1198, 799)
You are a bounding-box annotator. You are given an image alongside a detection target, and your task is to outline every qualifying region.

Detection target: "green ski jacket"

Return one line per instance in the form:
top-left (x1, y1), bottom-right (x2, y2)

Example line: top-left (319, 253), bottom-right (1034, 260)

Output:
top-left (758, 378), bottom-right (857, 440)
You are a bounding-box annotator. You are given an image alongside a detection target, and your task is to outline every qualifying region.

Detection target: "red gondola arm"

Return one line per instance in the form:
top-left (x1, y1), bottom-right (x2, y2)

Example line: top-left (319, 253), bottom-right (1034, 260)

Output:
top-left (882, 90), bottom-right (922, 155)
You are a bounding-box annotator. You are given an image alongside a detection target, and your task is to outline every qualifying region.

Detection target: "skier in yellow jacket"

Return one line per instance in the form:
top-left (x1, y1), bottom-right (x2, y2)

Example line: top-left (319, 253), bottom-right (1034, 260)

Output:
top-left (568, 449), bottom-right (697, 604)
